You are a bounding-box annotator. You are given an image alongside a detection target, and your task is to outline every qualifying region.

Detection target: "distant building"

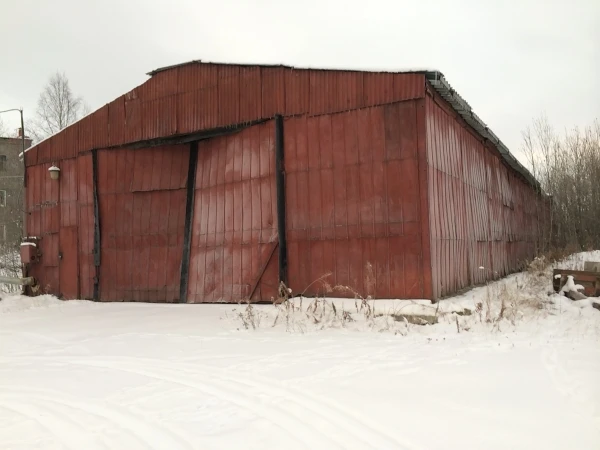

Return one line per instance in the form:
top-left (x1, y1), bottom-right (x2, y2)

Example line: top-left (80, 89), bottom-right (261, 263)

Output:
top-left (0, 130), bottom-right (32, 246)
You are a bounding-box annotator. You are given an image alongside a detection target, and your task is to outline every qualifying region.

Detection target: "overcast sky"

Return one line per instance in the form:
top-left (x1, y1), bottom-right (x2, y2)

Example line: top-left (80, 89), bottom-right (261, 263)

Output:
top-left (1, 0), bottom-right (598, 164)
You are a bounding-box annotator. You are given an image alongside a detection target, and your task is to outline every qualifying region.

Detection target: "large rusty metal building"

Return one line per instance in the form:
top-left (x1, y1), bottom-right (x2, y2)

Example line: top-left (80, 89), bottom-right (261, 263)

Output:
top-left (22, 61), bottom-right (546, 302)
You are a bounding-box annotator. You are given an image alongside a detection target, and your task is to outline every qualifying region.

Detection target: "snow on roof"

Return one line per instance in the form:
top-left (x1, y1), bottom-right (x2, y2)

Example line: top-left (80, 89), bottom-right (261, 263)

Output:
top-left (147, 59), bottom-right (439, 76)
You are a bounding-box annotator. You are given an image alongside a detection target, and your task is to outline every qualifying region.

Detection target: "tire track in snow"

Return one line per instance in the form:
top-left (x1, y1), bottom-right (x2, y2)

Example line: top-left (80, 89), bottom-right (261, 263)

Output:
top-left (0, 387), bottom-right (194, 450)
top-left (0, 357), bottom-right (332, 450)
top-left (69, 359), bottom-right (346, 450)
top-left (2, 355), bottom-right (420, 449)
top-left (177, 359), bottom-right (420, 450)
top-left (0, 402), bottom-right (95, 450)
top-left (72, 356), bottom-right (417, 450)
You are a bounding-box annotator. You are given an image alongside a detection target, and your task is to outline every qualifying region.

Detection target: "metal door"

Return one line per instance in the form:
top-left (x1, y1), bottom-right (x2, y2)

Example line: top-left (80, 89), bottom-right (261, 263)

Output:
top-left (59, 226), bottom-right (79, 299)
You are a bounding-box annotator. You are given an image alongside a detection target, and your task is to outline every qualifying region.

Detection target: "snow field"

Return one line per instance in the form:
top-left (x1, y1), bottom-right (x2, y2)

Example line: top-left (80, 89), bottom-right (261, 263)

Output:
top-left (0, 252), bottom-right (599, 449)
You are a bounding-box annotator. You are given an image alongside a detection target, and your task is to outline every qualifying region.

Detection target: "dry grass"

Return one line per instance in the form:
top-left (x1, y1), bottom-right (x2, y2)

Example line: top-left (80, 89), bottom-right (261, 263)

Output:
top-left (234, 262), bottom-right (438, 335)
top-left (233, 251), bottom-right (590, 334)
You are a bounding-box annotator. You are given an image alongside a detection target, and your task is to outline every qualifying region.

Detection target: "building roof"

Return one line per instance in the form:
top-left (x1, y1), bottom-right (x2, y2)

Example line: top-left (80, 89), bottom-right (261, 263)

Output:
top-left (149, 60), bottom-right (538, 189)
top-left (147, 59), bottom-right (436, 76)
top-left (24, 59), bottom-right (538, 190)
top-left (423, 72), bottom-right (538, 189)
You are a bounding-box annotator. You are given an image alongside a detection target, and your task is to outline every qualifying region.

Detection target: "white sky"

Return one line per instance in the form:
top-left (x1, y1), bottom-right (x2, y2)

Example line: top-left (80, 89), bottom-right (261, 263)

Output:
top-left (1, 0), bottom-right (599, 164)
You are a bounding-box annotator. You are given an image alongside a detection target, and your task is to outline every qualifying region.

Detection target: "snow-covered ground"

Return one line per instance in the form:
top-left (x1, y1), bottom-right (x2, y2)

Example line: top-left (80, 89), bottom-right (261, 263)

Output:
top-left (0, 252), bottom-right (599, 449)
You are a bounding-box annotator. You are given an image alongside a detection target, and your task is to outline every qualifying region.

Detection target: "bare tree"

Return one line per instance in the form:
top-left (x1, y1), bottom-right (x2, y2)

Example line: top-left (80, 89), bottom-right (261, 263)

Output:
top-left (31, 72), bottom-right (88, 141)
top-left (522, 116), bottom-right (600, 250)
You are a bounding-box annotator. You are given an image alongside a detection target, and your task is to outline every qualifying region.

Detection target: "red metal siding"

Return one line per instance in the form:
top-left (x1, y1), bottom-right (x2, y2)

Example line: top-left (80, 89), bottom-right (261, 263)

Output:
top-left (285, 101), bottom-right (427, 299)
top-left (25, 64), bottom-right (426, 166)
top-left (187, 121), bottom-right (278, 303)
top-left (26, 159), bottom-right (77, 296)
top-left (96, 145), bottom-right (188, 302)
top-left (239, 66), bottom-right (262, 123)
top-left (59, 159), bottom-right (78, 228)
top-left (124, 89), bottom-right (143, 144)
top-left (425, 94), bottom-right (544, 298)
top-left (261, 67), bottom-right (286, 117)
top-left (142, 95), bottom-right (178, 141)
top-left (77, 153), bottom-right (94, 299)
top-left (59, 226), bottom-right (79, 299)
top-left (217, 65), bottom-right (240, 126)
top-left (108, 96), bottom-right (126, 148)
top-left (79, 105), bottom-right (109, 153)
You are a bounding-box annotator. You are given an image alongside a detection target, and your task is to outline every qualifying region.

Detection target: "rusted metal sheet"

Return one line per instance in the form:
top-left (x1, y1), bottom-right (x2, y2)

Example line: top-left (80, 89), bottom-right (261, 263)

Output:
top-left (58, 158), bottom-right (78, 229)
top-left (188, 121), bottom-right (278, 303)
top-left (177, 86), bottom-right (220, 135)
top-left (285, 102), bottom-right (426, 299)
top-left (284, 69), bottom-right (310, 116)
top-left (174, 64), bottom-right (220, 134)
top-left (363, 72), bottom-right (395, 107)
top-left (128, 145), bottom-right (188, 192)
top-left (425, 93), bottom-right (544, 298)
top-left (308, 70), bottom-right (333, 115)
top-left (77, 153), bottom-right (94, 299)
top-left (49, 125), bottom-right (75, 162)
top-left (142, 95), bottom-right (177, 141)
top-left (96, 145), bottom-right (189, 302)
top-left (24, 64), bottom-right (428, 162)
top-left (123, 89), bottom-right (143, 144)
top-left (24, 161), bottom-right (62, 296)
top-left (178, 63), bottom-right (213, 92)
top-left (108, 96), bottom-right (126, 147)
top-left (416, 98), bottom-right (433, 299)
top-left (363, 72), bottom-right (424, 108)
top-left (261, 67), bottom-right (286, 117)
top-left (239, 66), bottom-right (262, 123)
top-left (59, 226), bottom-right (79, 299)
top-left (217, 65), bottom-right (240, 127)
top-left (392, 73), bottom-right (425, 102)
top-left (59, 122), bottom-right (80, 160)
top-left (140, 68), bottom-right (178, 100)
top-left (79, 105), bottom-right (109, 152)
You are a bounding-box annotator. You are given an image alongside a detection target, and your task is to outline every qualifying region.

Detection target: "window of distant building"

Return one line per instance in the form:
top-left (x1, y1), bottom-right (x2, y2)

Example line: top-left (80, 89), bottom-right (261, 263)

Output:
top-left (0, 155), bottom-right (6, 171)
top-left (0, 190), bottom-right (5, 207)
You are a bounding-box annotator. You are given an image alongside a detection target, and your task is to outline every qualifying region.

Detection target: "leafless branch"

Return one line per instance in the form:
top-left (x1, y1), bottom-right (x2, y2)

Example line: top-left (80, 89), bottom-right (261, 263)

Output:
top-left (31, 72), bottom-right (86, 141)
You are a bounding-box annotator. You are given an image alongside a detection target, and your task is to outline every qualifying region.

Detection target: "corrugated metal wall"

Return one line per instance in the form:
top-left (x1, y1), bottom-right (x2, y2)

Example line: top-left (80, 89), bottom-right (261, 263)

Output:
top-left (96, 145), bottom-right (189, 302)
top-left (285, 101), bottom-right (428, 298)
top-left (22, 64), bottom-right (547, 302)
top-left (26, 162), bottom-right (60, 293)
top-left (77, 154), bottom-right (94, 299)
top-left (187, 121), bottom-right (279, 303)
top-left (425, 93), bottom-right (543, 298)
top-left (25, 64), bottom-right (425, 166)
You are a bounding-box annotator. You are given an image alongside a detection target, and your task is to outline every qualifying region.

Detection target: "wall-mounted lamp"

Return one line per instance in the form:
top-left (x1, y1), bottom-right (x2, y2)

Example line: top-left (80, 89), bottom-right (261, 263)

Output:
top-left (48, 165), bottom-right (60, 180)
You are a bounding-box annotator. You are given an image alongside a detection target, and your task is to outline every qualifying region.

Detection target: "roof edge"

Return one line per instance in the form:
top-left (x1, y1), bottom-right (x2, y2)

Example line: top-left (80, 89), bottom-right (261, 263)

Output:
top-left (424, 71), bottom-right (539, 190)
top-left (147, 59), bottom-right (436, 76)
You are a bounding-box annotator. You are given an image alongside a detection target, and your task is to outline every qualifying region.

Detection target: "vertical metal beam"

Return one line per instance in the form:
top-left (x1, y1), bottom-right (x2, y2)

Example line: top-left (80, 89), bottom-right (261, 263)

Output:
top-left (179, 141), bottom-right (199, 303)
top-left (92, 149), bottom-right (101, 301)
top-left (275, 115), bottom-right (288, 286)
